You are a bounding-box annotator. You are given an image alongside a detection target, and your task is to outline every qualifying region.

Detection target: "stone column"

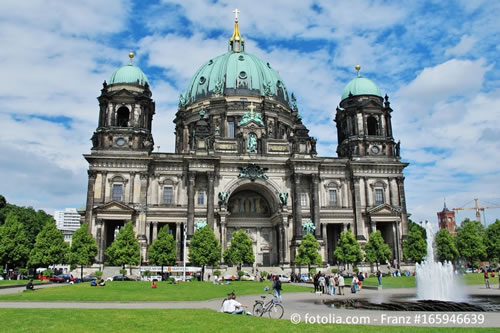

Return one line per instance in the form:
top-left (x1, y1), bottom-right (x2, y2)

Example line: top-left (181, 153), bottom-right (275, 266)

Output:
top-left (292, 173), bottom-right (303, 239)
top-left (256, 228), bottom-right (261, 264)
top-left (99, 171), bottom-right (107, 204)
top-left (96, 219), bottom-right (103, 263)
top-left (312, 174), bottom-right (320, 238)
top-left (397, 177), bottom-right (409, 238)
top-left (176, 222), bottom-right (182, 261)
top-left (395, 221), bottom-right (401, 269)
top-left (128, 172), bottom-right (135, 204)
top-left (152, 222), bottom-right (158, 241)
top-left (283, 217), bottom-right (290, 264)
top-left (85, 170), bottom-right (97, 231)
top-left (146, 221), bottom-right (151, 244)
top-left (207, 172), bottom-right (215, 229)
top-left (322, 223), bottom-right (328, 262)
top-left (187, 172), bottom-right (195, 237)
top-left (220, 212), bottom-right (227, 250)
top-left (352, 177), bottom-right (365, 240)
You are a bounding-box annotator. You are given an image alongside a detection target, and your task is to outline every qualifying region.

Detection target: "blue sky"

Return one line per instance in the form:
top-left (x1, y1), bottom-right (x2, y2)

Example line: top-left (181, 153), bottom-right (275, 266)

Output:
top-left (1, 0), bottom-right (499, 226)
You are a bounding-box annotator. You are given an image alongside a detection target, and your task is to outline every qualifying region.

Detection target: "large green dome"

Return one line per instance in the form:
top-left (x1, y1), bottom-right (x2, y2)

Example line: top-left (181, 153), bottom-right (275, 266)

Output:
top-left (109, 63), bottom-right (149, 86)
top-left (182, 51), bottom-right (290, 105)
top-left (341, 75), bottom-right (381, 100)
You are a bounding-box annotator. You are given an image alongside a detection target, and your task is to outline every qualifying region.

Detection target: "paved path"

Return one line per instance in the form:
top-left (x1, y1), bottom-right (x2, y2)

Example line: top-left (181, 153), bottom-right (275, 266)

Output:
top-left (0, 284), bottom-right (498, 328)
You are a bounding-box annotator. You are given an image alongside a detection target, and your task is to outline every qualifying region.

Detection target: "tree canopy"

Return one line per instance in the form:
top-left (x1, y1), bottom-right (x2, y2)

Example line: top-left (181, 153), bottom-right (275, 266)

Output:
top-left (105, 222), bottom-right (140, 268)
top-left (434, 228), bottom-right (458, 262)
top-left (68, 222), bottom-right (98, 279)
top-left (484, 219), bottom-right (500, 262)
top-left (456, 218), bottom-right (487, 267)
top-left (0, 213), bottom-right (31, 269)
top-left (189, 226), bottom-right (221, 268)
top-left (223, 230), bottom-right (254, 268)
top-left (403, 221), bottom-right (427, 263)
top-left (333, 228), bottom-right (363, 267)
top-left (295, 233), bottom-right (322, 271)
top-left (28, 221), bottom-right (68, 268)
top-left (364, 231), bottom-right (392, 269)
top-left (148, 226), bottom-right (177, 268)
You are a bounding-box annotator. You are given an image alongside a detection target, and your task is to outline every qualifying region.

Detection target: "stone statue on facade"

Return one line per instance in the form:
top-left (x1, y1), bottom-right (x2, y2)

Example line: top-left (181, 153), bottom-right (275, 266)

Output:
top-left (279, 192), bottom-right (288, 207)
top-left (303, 220), bottom-right (316, 235)
top-left (248, 133), bottom-right (258, 153)
top-left (218, 192), bottom-right (228, 206)
top-left (194, 220), bottom-right (207, 231)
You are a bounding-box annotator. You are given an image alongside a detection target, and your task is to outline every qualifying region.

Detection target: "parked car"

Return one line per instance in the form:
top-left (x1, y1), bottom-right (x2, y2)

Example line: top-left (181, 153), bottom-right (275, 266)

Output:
top-left (240, 272), bottom-right (255, 281)
top-left (299, 274), bottom-right (312, 282)
top-left (112, 275), bottom-right (135, 281)
top-left (222, 274), bottom-right (238, 281)
top-left (82, 275), bottom-right (98, 282)
top-left (142, 275), bottom-right (162, 282)
top-left (49, 274), bottom-right (74, 283)
top-left (277, 274), bottom-right (291, 283)
top-left (173, 275), bottom-right (193, 282)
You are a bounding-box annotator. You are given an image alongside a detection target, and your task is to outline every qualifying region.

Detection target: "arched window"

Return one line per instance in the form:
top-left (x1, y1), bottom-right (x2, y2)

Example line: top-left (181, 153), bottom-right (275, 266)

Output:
top-left (117, 107), bottom-right (130, 127)
top-left (367, 116), bottom-right (378, 135)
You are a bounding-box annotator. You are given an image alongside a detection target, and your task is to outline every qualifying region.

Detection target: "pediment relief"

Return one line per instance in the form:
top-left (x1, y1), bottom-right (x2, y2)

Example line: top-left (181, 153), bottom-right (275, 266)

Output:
top-left (95, 201), bottom-right (135, 213)
top-left (367, 203), bottom-right (400, 216)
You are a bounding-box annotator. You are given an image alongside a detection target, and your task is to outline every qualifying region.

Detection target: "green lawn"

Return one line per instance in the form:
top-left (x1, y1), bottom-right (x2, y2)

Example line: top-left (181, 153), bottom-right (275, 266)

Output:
top-left (462, 273), bottom-right (499, 286)
top-left (0, 309), bottom-right (495, 333)
top-left (0, 281), bottom-right (309, 302)
top-left (0, 280), bottom-right (32, 286)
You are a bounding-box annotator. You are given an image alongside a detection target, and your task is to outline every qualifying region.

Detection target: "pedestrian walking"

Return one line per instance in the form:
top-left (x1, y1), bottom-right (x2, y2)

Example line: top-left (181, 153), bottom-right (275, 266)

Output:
top-left (484, 270), bottom-right (490, 289)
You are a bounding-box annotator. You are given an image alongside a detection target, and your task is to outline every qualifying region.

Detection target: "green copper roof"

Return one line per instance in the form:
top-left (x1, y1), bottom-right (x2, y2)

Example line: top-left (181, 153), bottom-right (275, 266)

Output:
top-left (181, 52), bottom-right (290, 105)
top-left (341, 76), bottom-right (381, 100)
top-left (109, 64), bottom-right (149, 86)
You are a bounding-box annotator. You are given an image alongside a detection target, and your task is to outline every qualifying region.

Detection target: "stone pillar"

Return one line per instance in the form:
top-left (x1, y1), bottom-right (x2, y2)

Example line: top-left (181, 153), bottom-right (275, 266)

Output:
top-left (152, 222), bottom-right (158, 241)
top-left (292, 173), bottom-right (303, 239)
top-left (100, 171), bottom-right (107, 203)
top-left (322, 223), bottom-right (328, 262)
top-left (397, 177), bottom-right (409, 238)
top-left (312, 174), bottom-right (320, 238)
top-left (146, 221), bottom-right (151, 244)
top-left (220, 212), bottom-right (227, 251)
top-left (96, 218), bottom-right (103, 263)
top-left (207, 172), bottom-right (215, 229)
top-left (256, 228), bottom-right (261, 264)
top-left (370, 220), bottom-right (376, 234)
top-left (85, 170), bottom-right (97, 231)
top-left (187, 172), bottom-right (195, 237)
top-left (395, 221), bottom-right (401, 269)
top-left (176, 222), bottom-right (182, 261)
top-left (128, 172), bottom-right (135, 204)
top-left (352, 177), bottom-right (365, 240)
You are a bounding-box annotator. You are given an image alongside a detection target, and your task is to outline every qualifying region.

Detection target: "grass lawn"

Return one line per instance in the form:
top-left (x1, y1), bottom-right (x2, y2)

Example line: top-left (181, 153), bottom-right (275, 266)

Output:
top-left (0, 281), bottom-right (309, 302)
top-left (0, 309), bottom-right (495, 333)
top-left (0, 280), bottom-right (32, 286)
top-left (462, 273), bottom-right (499, 286)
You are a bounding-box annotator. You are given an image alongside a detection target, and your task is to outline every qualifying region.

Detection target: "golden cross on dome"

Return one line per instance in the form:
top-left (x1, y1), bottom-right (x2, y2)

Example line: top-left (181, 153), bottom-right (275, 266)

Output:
top-left (233, 8), bottom-right (240, 22)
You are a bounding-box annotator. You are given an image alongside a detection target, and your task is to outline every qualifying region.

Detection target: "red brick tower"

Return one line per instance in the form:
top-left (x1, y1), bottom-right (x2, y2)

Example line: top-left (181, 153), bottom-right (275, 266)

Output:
top-left (437, 202), bottom-right (456, 235)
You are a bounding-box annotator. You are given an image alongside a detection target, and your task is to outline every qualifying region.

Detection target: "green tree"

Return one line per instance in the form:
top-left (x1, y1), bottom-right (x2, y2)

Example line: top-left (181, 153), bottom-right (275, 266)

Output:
top-left (148, 226), bottom-right (177, 275)
top-left (68, 223), bottom-right (98, 280)
top-left (364, 231), bottom-right (392, 269)
top-left (456, 218), bottom-right (487, 268)
top-left (223, 231), bottom-right (254, 270)
top-left (403, 221), bottom-right (427, 263)
top-left (434, 228), bottom-right (459, 262)
top-left (0, 213), bottom-right (31, 270)
top-left (333, 228), bottom-right (363, 269)
top-left (28, 221), bottom-right (69, 269)
top-left (189, 226), bottom-right (221, 281)
top-left (0, 195), bottom-right (6, 210)
top-left (484, 219), bottom-right (500, 265)
top-left (105, 222), bottom-right (140, 273)
top-left (295, 233), bottom-right (322, 274)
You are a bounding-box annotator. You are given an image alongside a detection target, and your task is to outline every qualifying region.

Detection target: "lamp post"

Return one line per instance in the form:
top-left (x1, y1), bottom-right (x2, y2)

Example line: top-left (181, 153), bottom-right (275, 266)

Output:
top-left (183, 222), bottom-right (187, 282)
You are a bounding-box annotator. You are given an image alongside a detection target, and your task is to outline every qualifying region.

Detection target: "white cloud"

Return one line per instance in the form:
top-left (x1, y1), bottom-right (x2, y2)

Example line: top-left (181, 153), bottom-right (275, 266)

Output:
top-left (445, 35), bottom-right (477, 57)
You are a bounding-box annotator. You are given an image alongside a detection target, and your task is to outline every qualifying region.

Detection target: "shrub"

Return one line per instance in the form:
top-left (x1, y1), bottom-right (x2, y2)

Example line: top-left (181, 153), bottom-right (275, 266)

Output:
top-left (331, 268), bottom-right (339, 274)
top-left (353, 266), bottom-right (360, 273)
top-left (119, 269), bottom-right (127, 276)
top-left (43, 269), bottom-right (53, 277)
top-left (168, 277), bottom-right (175, 283)
top-left (237, 270), bottom-right (245, 278)
top-left (144, 270), bottom-right (152, 277)
top-left (309, 268), bottom-right (316, 276)
top-left (214, 270), bottom-right (221, 277)
top-left (95, 270), bottom-right (103, 279)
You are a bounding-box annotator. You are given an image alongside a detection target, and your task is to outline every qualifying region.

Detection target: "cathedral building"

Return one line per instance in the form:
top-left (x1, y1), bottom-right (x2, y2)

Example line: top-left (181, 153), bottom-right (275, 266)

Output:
top-left (83, 14), bottom-right (409, 269)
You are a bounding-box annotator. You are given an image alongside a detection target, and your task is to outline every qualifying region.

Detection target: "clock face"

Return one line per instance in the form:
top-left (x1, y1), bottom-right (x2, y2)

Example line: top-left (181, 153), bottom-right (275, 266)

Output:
top-left (371, 146), bottom-right (380, 154)
top-left (116, 138), bottom-right (126, 146)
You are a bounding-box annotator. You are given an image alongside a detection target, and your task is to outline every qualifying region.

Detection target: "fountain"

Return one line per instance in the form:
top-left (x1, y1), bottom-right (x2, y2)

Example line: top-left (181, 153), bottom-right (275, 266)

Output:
top-left (416, 221), bottom-right (466, 302)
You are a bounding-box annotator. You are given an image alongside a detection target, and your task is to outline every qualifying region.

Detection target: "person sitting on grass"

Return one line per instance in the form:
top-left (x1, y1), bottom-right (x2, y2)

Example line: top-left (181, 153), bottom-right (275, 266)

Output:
top-left (219, 293), bottom-right (250, 315)
top-left (26, 279), bottom-right (34, 291)
top-left (90, 279), bottom-right (97, 287)
top-left (98, 279), bottom-right (106, 286)
top-left (152, 281), bottom-right (157, 289)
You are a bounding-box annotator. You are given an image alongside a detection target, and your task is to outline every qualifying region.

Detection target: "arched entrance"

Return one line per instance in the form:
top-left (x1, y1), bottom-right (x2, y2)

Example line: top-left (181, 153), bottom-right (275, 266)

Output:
top-left (225, 183), bottom-right (280, 266)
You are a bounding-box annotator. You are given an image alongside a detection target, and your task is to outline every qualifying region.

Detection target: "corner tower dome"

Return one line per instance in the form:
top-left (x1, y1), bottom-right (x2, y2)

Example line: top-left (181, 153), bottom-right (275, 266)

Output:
top-left (180, 12), bottom-right (290, 106)
top-left (108, 52), bottom-right (149, 86)
top-left (341, 65), bottom-right (381, 101)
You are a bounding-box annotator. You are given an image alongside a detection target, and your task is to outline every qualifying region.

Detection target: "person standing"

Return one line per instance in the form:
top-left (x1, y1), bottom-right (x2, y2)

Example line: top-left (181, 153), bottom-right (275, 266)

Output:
top-left (338, 275), bottom-right (345, 295)
top-left (318, 274), bottom-right (326, 294)
top-left (272, 275), bottom-right (282, 303)
top-left (357, 272), bottom-right (364, 290)
top-left (352, 275), bottom-right (359, 293)
top-left (484, 270), bottom-right (490, 289)
top-left (376, 270), bottom-right (382, 286)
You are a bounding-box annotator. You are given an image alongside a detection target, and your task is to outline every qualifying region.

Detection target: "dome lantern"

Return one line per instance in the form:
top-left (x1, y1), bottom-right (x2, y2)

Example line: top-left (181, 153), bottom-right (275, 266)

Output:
top-left (108, 52), bottom-right (149, 86)
top-left (341, 65), bottom-right (381, 101)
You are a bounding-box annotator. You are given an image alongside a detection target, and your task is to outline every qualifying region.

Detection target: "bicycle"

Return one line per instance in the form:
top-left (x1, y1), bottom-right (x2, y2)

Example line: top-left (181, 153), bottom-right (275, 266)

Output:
top-left (253, 293), bottom-right (284, 319)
